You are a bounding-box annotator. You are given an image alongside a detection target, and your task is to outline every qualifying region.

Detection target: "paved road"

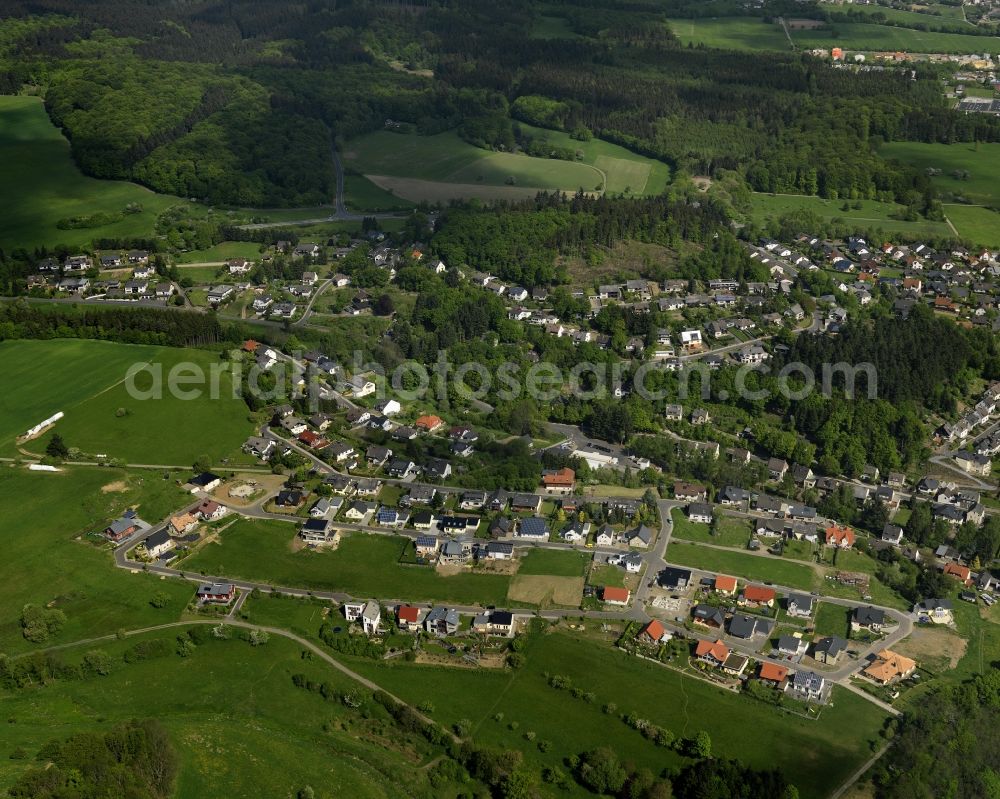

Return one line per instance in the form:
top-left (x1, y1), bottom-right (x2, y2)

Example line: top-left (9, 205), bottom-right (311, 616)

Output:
top-left (293, 278), bottom-right (333, 327)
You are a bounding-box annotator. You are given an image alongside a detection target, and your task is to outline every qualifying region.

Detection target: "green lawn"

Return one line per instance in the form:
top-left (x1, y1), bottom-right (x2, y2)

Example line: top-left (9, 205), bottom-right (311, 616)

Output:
top-left (0, 631), bottom-right (445, 798)
top-left (670, 509), bottom-right (751, 548)
top-left (0, 339), bottom-right (255, 465)
top-left (0, 466), bottom-right (194, 654)
top-left (180, 521), bottom-right (512, 605)
top-left (813, 601), bottom-right (852, 638)
top-left (944, 204), bottom-right (1000, 247)
top-left (345, 631), bottom-right (888, 799)
top-left (517, 548), bottom-right (590, 577)
top-left (0, 95), bottom-right (180, 251)
top-left (880, 141), bottom-right (1000, 206)
top-left (749, 192), bottom-right (953, 238)
top-left (589, 563), bottom-right (626, 588)
top-left (667, 541), bottom-right (817, 591)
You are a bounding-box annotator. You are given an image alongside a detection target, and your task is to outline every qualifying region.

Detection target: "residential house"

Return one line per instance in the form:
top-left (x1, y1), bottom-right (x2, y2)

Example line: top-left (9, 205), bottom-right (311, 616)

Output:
top-left (687, 502), bottom-right (713, 524)
top-left (600, 586), bottom-right (631, 605)
top-left (758, 662), bottom-right (789, 689)
top-left (517, 517), bottom-right (550, 541)
top-left (424, 607), bottom-right (460, 636)
top-left (863, 649), bottom-right (916, 685)
top-left (729, 612), bottom-right (771, 640)
top-left (196, 583), bottom-right (236, 604)
top-left (851, 606), bottom-right (886, 633)
top-left (396, 605), bottom-right (423, 633)
top-left (658, 567), bottom-right (691, 590)
top-left (741, 585), bottom-right (776, 608)
top-left (143, 529), bottom-right (175, 559)
top-left (785, 593), bottom-right (815, 618)
top-left (638, 619), bottom-right (671, 645)
top-left (692, 604), bottom-right (726, 629)
top-left (694, 639), bottom-right (730, 669)
top-left (812, 636), bottom-right (848, 665)
top-left (714, 575), bottom-right (738, 595)
top-left (788, 671), bottom-right (826, 702)
top-left (541, 467), bottom-right (576, 494)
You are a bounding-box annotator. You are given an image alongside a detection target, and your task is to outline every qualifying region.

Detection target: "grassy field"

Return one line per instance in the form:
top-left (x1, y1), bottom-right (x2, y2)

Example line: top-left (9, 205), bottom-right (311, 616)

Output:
top-left (750, 192), bottom-right (954, 238)
top-left (0, 466), bottom-right (194, 654)
top-left (0, 631), bottom-right (446, 797)
top-left (666, 17), bottom-right (792, 50)
top-left (343, 174), bottom-right (415, 212)
top-left (180, 521), bottom-right (513, 605)
top-left (342, 129), bottom-right (668, 202)
top-left (881, 141), bottom-right (1000, 206)
top-left (517, 122), bottom-right (671, 195)
top-left (345, 630), bottom-right (888, 799)
top-left (530, 14), bottom-right (586, 40)
top-left (0, 95), bottom-right (180, 251)
top-left (0, 339), bottom-right (255, 465)
top-left (667, 541), bottom-right (817, 591)
top-left (670, 508), bottom-right (752, 548)
top-left (517, 548), bottom-right (591, 577)
top-left (667, 16), bottom-right (1000, 55)
top-left (174, 241), bottom-right (265, 264)
top-left (813, 601), bottom-right (853, 638)
top-left (943, 203), bottom-right (1000, 246)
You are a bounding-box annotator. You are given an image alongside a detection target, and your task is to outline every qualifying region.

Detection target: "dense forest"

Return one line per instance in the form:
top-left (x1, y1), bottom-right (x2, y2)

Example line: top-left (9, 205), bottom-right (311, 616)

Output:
top-left (7, 719), bottom-right (177, 799)
top-left (2, 0), bottom-right (996, 207)
top-left (875, 671), bottom-right (1000, 799)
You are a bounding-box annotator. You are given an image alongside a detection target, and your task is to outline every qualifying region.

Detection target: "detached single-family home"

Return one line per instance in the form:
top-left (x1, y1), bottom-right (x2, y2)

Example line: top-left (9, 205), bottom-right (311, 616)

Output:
top-left (812, 636), bottom-right (848, 665)
top-left (862, 649), bottom-right (916, 685)
top-left (600, 586), bottom-right (631, 605)
top-left (694, 639), bottom-right (729, 668)
top-left (785, 593), bottom-right (814, 618)
top-left (851, 606), bottom-right (886, 633)
top-left (143, 529), bottom-right (175, 559)
top-left (196, 583), bottom-right (236, 605)
top-left (741, 585), bottom-right (776, 608)
top-left (424, 607), bottom-right (460, 636)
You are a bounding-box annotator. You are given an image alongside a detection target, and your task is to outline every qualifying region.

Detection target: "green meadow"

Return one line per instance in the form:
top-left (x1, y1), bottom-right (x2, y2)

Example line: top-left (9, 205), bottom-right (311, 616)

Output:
top-left (0, 95), bottom-right (180, 251)
top-left (0, 631), bottom-right (447, 797)
top-left (881, 141), bottom-right (1000, 206)
top-left (0, 466), bottom-right (193, 654)
top-left (517, 122), bottom-right (671, 195)
top-left (750, 192), bottom-right (954, 238)
top-left (0, 339), bottom-right (255, 465)
top-left (179, 520), bottom-right (513, 605)
top-left (346, 631), bottom-right (889, 799)
top-left (667, 16), bottom-right (1000, 55)
top-left (944, 204), bottom-right (1000, 246)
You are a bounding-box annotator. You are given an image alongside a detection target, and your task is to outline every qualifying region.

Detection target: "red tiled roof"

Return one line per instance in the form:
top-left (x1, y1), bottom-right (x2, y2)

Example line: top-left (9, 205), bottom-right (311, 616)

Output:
top-left (542, 467), bottom-right (576, 488)
top-left (714, 575), bottom-right (738, 593)
top-left (415, 415), bottom-right (443, 430)
top-left (825, 525), bottom-right (856, 547)
top-left (640, 619), bottom-right (666, 642)
top-left (743, 585), bottom-right (776, 603)
top-left (695, 638), bottom-right (730, 662)
top-left (601, 586), bottom-right (630, 603)
top-left (758, 662), bottom-right (789, 682)
top-left (397, 605), bottom-right (420, 623)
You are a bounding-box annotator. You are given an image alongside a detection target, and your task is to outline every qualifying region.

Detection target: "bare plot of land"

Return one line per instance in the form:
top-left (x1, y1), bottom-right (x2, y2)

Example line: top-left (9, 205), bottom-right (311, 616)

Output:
top-left (894, 625), bottom-right (967, 671)
top-left (508, 575), bottom-right (583, 607)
